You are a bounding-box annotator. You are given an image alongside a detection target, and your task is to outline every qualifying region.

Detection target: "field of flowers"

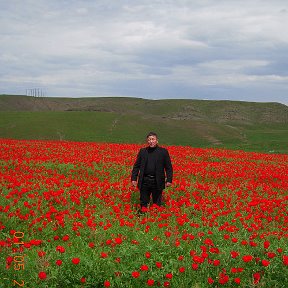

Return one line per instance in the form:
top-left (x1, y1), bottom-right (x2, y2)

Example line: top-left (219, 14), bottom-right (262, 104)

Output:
top-left (0, 138), bottom-right (287, 287)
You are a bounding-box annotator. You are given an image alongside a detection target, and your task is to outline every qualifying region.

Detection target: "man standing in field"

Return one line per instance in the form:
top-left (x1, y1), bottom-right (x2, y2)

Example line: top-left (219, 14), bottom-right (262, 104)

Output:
top-left (131, 132), bottom-right (173, 210)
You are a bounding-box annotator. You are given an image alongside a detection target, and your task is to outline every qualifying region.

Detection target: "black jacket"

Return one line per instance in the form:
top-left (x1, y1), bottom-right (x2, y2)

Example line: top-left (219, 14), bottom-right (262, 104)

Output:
top-left (131, 146), bottom-right (173, 190)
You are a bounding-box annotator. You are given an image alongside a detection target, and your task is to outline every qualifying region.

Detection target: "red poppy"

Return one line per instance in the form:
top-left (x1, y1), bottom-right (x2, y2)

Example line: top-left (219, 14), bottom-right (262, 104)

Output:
top-left (234, 278), bottom-right (241, 284)
top-left (145, 252), bottom-right (151, 258)
top-left (140, 264), bottom-right (149, 271)
top-left (38, 271), bottom-right (47, 280)
top-left (131, 271), bottom-right (140, 278)
top-left (179, 266), bottom-right (185, 273)
top-left (191, 263), bottom-right (198, 270)
top-left (80, 277), bottom-right (86, 283)
top-left (156, 261), bottom-right (162, 268)
top-left (165, 273), bottom-right (173, 279)
top-left (56, 245), bottom-right (65, 253)
top-left (242, 255), bottom-right (253, 262)
top-left (282, 255), bottom-right (288, 266)
top-left (208, 277), bottom-right (214, 284)
top-left (72, 257), bottom-right (80, 265)
top-left (262, 259), bottom-right (270, 267)
top-left (55, 259), bottom-right (62, 266)
top-left (147, 279), bottom-right (155, 286)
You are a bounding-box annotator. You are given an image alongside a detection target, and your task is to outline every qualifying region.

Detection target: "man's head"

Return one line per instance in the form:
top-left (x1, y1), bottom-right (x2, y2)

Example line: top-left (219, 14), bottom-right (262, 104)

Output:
top-left (146, 132), bottom-right (158, 148)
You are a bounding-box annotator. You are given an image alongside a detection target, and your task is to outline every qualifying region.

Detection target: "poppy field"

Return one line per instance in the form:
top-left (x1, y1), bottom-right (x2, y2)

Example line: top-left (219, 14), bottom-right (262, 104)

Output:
top-left (0, 138), bottom-right (287, 287)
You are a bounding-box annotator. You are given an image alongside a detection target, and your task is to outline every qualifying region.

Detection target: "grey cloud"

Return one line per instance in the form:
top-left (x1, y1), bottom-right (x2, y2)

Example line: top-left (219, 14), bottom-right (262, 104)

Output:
top-left (1, 0), bottom-right (288, 105)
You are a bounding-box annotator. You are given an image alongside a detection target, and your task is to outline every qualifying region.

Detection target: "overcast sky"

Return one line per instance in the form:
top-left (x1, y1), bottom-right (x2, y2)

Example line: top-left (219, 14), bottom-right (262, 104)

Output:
top-left (1, 0), bottom-right (288, 105)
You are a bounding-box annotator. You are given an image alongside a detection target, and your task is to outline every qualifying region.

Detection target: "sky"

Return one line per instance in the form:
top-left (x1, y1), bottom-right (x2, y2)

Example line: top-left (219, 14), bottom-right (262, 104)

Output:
top-left (1, 0), bottom-right (288, 105)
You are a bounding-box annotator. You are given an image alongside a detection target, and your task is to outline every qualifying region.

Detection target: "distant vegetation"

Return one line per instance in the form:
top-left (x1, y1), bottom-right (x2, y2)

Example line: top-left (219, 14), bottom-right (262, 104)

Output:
top-left (1, 94), bottom-right (287, 153)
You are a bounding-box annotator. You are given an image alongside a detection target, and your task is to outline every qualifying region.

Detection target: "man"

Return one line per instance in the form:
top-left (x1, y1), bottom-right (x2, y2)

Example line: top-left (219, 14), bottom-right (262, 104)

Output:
top-left (131, 132), bottom-right (173, 209)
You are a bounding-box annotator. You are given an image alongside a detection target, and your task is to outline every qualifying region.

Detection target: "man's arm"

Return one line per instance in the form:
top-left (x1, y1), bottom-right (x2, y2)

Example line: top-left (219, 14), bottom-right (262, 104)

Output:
top-left (131, 149), bottom-right (142, 186)
top-left (164, 149), bottom-right (173, 185)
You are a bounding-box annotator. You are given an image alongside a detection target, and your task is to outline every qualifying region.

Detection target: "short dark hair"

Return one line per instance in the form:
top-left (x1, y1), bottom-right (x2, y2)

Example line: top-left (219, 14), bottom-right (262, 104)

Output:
top-left (146, 132), bottom-right (158, 138)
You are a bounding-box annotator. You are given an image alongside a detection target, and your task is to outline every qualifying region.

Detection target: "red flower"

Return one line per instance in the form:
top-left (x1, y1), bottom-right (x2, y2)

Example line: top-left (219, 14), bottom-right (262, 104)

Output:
top-left (101, 252), bottom-right (108, 258)
top-left (88, 242), bottom-right (95, 248)
top-left (80, 277), bottom-right (86, 283)
top-left (38, 271), bottom-right (47, 280)
top-left (55, 259), bottom-right (62, 266)
top-left (131, 271), bottom-right (140, 278)
top-left (213, 259), bottom-right (220, 266)
top-left (56, 245), bottom-right (65, 253)
top-left (219, 274), bottom-right (229, 284)
top-left (145, 252), bottom-right (151, 258)
top-left (163, 281), bottom-right (170, 287)
top-left (263, 241), bottom-right (270, 249)
top-left (165, 273), bottom-right (173, 279)
top-left (147, 279), bottom-right (155, 286)
top-left (191, 263), bottom-right (198, 270)
top-left (140, 264), bottom-right (149, 271)
top-left (114, 237), bottom-right (122, 244)
top-left (282, 255), bottom-right (288, 266)
top-left (38, 251), bottom-right (46, 257)
top-left (104, 280), bottom-right (111, 287)
top-left (208, 277), bottom-right (214, 284)
top-left (253, 272), bottom-right (261, 284)
top-left (72, 257), bottom-right (80, 265)
top-left (156, 261), bottom-right (162, 268)
top-left (179, 266), bottom-right (185, 273)
top-left (234, 277), bottom-right (241, 284)
top-left (62, 235), bottom-right (69, 241)
top-left (262, 259), bottom-right (270, 267)
top-left (242, 255), bottom-right (253, 262)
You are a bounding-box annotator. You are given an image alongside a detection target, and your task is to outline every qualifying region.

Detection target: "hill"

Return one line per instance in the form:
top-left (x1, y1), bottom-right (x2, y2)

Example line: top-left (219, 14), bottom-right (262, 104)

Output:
top-left (1, 94), bottom-right (287, 153)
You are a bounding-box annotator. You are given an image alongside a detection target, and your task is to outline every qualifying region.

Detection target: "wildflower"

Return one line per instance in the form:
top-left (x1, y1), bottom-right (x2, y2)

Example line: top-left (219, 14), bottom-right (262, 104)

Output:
top-left (72, 257), bottom-right (80, 265)
top-left (56, 245), bottom-right (65, 253)
top-left (282, 255), bottom-right (288, 266)
top-left (62, 235), bottom-right (69, 241)
top-left (191, 263), bottom-right (198, 270)
top-left (88, 242), bottom-right (95, 248)
top-left (266, 252), bottom-right (276, 258)
top-left (147, 279), bottom-right (155, 286)
top-left (242, 255), bottom-right (253, 262)
top-left (131, 271), bottom-right (140, 278)
top-left (234, 278), bottom-right (241, 284)
top-left (55, 259), bottom-right (62, 266)
top-left (38, 251), bottom-right (46, 257)
top-left (179, 266), bottom-right (185, 273)
top-left (104, 280), bottom-right (111, 287)
top-left (208, 277), bottom-right (214, 284)
top-left (165, 273), bottom-right (173, 279)
top-left (38, 271), bottom-right (47, 280)
top-left (156, 261), bottom-right (162, 268)
top-left (80, 277), bottom-right (86, 283)
top-left (262, 259), bottom-right (270, 267)
top-left (145, 252), bottom-right (151, 258)
top-left (263, 241), bottom-right (270, 249)
top-left (101, 252), bottom-right (108, 258)
top-left (140, 264), bottom-right (149, 271)
top-left (253, 272), bottom-right (261, 284)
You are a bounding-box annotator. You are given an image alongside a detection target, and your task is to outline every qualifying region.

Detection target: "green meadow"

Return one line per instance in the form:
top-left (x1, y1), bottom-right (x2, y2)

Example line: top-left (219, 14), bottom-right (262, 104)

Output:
top-left (0, 95), bottom-right (287, 153)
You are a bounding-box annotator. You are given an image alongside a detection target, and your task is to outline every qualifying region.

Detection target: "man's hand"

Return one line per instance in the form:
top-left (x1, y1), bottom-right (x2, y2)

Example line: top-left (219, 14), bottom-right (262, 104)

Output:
top-left (131, 181), bottom-right (137, 187)
top-left (166, 182), bottom-right (172, 187)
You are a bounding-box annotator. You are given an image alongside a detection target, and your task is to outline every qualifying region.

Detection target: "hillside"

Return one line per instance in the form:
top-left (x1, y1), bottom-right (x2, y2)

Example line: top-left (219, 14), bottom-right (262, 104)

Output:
top-left (1, 95), bottom-right (287, 153)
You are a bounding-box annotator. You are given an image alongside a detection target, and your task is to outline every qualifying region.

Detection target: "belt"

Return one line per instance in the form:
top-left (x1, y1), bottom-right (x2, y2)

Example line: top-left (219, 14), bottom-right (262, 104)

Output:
top-left (144, 175), bottom-right (156, 179)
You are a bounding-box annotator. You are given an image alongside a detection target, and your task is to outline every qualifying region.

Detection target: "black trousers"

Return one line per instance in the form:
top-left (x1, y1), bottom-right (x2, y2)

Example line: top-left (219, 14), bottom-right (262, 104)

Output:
top-left (140, 176), bottom-right (162, 208)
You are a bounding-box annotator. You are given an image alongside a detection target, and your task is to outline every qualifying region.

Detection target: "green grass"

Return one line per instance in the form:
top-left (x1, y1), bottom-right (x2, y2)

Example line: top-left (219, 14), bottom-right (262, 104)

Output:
top-left (0, 111), bottom-right (287, 153)
top-left (1, 95), bottom-right (287, 153)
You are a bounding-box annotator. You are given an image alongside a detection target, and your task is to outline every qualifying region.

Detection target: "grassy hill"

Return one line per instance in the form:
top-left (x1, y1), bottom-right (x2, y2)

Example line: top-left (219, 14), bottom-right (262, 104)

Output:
top-left (1, 94), bottom-right (287, 153)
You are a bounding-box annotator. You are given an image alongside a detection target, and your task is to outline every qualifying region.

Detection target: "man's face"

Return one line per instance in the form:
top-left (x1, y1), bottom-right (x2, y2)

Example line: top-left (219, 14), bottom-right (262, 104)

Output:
top-left (147, 135), bottom-right (158, 148)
